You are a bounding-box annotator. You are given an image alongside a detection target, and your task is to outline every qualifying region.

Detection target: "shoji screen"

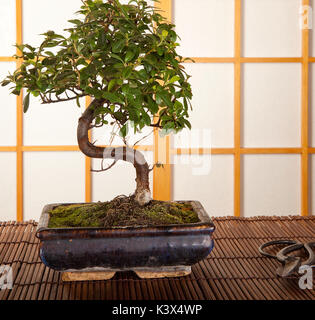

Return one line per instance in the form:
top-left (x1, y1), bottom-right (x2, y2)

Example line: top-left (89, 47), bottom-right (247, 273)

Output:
top-left (171, 0), bottom-right (313, 217)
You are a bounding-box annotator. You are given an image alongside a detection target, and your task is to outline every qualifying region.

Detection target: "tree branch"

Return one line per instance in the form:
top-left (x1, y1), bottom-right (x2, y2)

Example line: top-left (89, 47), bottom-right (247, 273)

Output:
top-left (91, 159), bottom-right (117, 172)
top-left (133, 129), bottom-right (154, 147)
top-left (77, 98), bottom-right (152, 205)
top-left (41, 93), bottom-right (87, 104)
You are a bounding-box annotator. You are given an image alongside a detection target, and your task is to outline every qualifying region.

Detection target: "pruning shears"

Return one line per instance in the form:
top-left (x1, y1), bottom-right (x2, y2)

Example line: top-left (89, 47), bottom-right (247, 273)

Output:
top-left (259, 240), bottom-right (315, 277)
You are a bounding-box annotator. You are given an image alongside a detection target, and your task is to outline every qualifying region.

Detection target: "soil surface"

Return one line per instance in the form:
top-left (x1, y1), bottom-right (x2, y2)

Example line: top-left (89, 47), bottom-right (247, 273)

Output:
top-left (48, 195), bottom-right (200, 228)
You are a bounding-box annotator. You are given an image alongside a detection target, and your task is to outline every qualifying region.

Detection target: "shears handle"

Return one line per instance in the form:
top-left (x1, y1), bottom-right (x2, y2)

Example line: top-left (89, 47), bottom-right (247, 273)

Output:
top-left (259, 240), bottom-right (298, 259)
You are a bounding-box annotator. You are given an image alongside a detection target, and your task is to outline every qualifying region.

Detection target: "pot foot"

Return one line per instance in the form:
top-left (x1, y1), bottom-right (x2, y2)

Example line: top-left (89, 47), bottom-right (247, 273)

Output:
top-left (61, 265), bottom-right (191, 281)
top-left (62, 271), bottom-right (116, 282)
top-left (134, 266), bottom-right (191, 279)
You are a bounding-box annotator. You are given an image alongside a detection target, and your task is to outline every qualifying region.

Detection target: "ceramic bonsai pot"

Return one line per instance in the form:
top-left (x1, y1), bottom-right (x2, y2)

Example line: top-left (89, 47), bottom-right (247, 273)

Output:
top-left (36, 201), bottom-right (215, 279)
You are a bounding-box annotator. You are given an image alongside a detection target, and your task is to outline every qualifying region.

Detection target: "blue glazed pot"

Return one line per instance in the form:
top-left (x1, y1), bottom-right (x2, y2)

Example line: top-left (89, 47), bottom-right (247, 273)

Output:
top-left (36, 201), bottom-right (215, 272)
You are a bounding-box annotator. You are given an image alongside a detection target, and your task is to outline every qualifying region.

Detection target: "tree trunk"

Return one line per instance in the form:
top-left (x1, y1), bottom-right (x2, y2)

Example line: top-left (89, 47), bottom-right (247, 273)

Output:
top-left (77, 99), bottom-right (152, 205)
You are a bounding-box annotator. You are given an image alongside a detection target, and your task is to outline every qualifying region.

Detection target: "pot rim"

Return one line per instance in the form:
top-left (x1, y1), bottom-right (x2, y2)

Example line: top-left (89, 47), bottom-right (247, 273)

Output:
top-left (36, 200), bottom-right (215, 240)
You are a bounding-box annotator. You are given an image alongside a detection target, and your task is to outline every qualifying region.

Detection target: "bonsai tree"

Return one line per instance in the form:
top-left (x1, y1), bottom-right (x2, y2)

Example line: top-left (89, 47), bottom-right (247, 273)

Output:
top-left (1, 0), bottom-right (193, 206)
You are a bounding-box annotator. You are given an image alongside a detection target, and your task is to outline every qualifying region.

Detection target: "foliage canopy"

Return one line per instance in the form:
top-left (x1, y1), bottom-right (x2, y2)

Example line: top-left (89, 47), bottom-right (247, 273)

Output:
top-left (1, 0), bottom-right (193, 137)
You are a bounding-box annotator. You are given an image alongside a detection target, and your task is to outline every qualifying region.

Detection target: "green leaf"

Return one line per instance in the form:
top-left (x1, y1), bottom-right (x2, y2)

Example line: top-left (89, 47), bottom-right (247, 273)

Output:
top-left (44, 51), bottom-right (54, 56)
top-left (43, 30), bottom-right (55, 37)
top-left (68, 19), bottom-right (82, 25)
top-left (183, 97), bottom-right (189, 111)
top-left (77, 43), bottom-right (85, 53)
top-left (142, 112), bottom-right (151, 126)
top-left (125, 50), bottom-right (135, 62)
top-left (112, 39), bottom-right (125, 53)
top-left (169, 30), bottom-right (177, 42)
top-left (119, 124), bottom-right (129, 137)
top-left (110, 53), bottom-right (124, 63)
top-left (137, 69), bottom-right (148, 81)
top-left (97, 31), bottom-right (106, 47)
top-left (156, 91), bottom-right (172, 108)
top-left (77, 57), bottom-right (88, 65)
top-left (162, 30), bottom-right (168, 38)
top-left (174, 100), bottom-right (183, 110)
top-left (184, 119), bottom-right (192, 129)
top-left (169, 75), bottom-right (180, 84)
top-left (155, 93), bottom-right (162, 105)
top-left (23, 93), bottom-right (30, 113)
top-left (102, 92), bottom-right (124, 104)
top-left (157, 46), bottom-right (164, 56)
top-left (76, 96), bottom-right (81, 108)
top-left (1, 80), bottom-right (10, 87)
top-left (85, 86), bottom-right (102, 98)
top-left (54, 70), bottom-right (75, 81)
top-left (15, 44), bottom-right (25, 53)
top-left (147, 97), bottom-right (159, 113)
top-left (155, 162), bottom-right (164, 168)
top-left (122, 67), bottom-right (132, 79)
top-left (42, 57), bottom-right (57, 66)
top-left (12, 88), bottom-right (21, 96)
top-left (31, 90), bottom-right (40, 97)
top-left (108, 79), bottom-right (116, 92)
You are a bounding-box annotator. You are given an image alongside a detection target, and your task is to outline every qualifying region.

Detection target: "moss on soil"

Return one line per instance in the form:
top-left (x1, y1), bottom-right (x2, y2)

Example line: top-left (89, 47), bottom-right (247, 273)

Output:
top-left (48, 196), bottom-right (200, 228)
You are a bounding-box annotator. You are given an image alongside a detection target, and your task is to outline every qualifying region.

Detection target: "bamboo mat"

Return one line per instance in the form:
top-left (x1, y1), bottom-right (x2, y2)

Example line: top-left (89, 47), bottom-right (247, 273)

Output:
top-left (0, 216), bottom-right (314, 300)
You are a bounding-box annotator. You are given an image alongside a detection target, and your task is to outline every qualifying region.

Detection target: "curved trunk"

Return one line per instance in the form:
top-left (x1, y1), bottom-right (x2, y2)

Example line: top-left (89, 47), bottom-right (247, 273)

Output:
top-left (77, 99), bottom-right (151, 205)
